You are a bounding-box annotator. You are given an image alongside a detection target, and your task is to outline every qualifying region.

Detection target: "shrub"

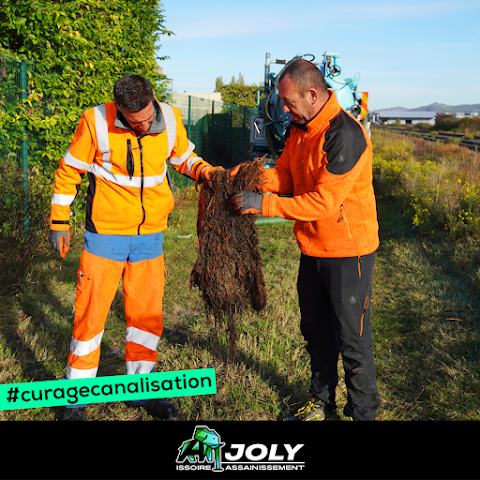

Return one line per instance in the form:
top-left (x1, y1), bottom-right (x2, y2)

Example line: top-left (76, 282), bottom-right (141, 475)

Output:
top-left (414, 122), bottom-right (433, 131)
top-left (0, 1), bottom-right (173, 172)
top-left (372, 130), bottom-right (480, 239)
top-left (0, 161), bottom-right (51, 293)
top-left (434, 113), bottom-right (460, 132)
top-left (372, 139), bottom-right (413, 198)
top-left (460, 117), bottom-right (480, 134)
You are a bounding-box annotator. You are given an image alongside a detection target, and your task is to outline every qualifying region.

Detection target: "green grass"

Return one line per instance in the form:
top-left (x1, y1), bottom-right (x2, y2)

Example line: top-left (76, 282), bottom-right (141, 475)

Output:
top-left (1, 179), bottom-right (479, 420)
top-left (373, 198), bottom-right (480, 420)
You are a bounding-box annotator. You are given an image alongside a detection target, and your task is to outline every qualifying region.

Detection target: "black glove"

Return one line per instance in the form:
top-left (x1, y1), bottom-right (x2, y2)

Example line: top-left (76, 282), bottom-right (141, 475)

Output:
top-left (231, 191), bottom-right (263, 215)
top-left (49, 230), bottom-right (70, 258)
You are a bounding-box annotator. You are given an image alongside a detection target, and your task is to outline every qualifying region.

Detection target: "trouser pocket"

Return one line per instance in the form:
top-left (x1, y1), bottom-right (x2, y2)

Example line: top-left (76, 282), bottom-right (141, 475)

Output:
top-left (331, 285), bottom-right (370, 347)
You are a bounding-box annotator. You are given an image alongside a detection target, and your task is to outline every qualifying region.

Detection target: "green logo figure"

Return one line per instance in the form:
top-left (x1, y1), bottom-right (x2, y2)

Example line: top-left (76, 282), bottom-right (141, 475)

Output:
top-left (177, 426), bottom-right (225, 472)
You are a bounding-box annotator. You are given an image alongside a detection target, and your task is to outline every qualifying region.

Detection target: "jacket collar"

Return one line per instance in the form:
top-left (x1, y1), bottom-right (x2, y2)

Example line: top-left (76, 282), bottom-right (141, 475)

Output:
top-left (289, 90), bottom-right (341, 133)
top-left (114, 98), bottom-right (166, 135)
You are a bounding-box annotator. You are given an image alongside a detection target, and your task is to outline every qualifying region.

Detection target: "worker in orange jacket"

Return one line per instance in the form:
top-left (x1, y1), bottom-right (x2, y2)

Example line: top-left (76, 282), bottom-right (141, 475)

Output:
top-left (232, 60), bottom-right (380, 421)
top-left (49, 74), bottom-right (221, 421)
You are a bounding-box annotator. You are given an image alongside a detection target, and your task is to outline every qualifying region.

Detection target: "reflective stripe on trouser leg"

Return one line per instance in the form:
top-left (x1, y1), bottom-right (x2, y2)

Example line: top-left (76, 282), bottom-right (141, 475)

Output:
top-left (67, 249), bottom-right (124, 379)
top-left (123, 254), bottom-right (165, 375)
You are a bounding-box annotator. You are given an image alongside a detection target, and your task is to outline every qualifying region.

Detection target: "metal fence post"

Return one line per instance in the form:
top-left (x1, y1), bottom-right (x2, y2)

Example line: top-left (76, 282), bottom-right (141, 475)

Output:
top-left (187, 96), bottom-right (191, 186)
top-left (20, 58), bottom-right (29, 230)
top-left (187, 95), bottom-right (192, 137)
top-left (211, 101), bottom-right (215, 163)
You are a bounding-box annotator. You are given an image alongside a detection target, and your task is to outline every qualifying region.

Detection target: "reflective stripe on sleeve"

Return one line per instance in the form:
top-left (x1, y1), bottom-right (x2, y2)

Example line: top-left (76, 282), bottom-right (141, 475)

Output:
top-left (169, 140), bottom-right (195, 166)
top-left (63, 148), bottom-right (92, 171)
top-left (51, 193), bottom-right (76, 206)
top-left (169, 140), bottom-right (199, 176)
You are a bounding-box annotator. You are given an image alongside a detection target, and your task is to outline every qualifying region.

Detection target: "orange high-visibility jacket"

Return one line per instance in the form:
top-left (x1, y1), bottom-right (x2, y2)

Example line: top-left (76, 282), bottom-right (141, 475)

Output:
top-left (50, 100), bottom-right (210, 235)
top-left (260, 91), bottom-right (379, 258)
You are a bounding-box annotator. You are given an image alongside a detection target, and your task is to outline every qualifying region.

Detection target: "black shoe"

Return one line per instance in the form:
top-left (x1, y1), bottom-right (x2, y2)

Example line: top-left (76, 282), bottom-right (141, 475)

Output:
top-left (61, 406), bottom-right (86, 421)
top-left (141, 399), bottom-right (177, 419)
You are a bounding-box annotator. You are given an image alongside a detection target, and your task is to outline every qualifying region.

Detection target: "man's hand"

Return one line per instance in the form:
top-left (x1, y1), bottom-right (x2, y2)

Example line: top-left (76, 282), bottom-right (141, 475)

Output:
top-left (228, 163), bottom-right (246, 177)
top-left (231, 191), bottom-right (263, 215)
top-left (49, 230), bottom-right (70, 258)
top-left (199, 165), bottom-right (224, 183)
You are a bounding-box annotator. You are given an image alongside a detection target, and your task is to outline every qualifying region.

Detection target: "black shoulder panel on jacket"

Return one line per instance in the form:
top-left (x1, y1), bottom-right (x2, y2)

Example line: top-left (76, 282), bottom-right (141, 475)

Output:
top-left (284, 121), bottom-right (307, 143)
top-left (323, 111), bottom-right (367, 175)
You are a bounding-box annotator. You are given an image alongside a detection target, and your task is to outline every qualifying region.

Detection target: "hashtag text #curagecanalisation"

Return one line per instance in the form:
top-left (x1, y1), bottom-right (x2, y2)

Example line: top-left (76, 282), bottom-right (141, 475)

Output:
top-left (4, 373), bottom-right (214, 407)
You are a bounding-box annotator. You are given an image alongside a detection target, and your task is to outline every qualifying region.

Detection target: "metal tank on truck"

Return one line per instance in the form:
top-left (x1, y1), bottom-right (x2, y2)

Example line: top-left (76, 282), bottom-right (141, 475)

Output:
top-left (250, 51), bottom-right (369, 165)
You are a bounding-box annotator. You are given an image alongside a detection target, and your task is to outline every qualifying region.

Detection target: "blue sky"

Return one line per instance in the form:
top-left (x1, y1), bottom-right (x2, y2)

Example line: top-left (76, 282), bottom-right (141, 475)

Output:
top-left (158, 0), bottom-right (480, 110)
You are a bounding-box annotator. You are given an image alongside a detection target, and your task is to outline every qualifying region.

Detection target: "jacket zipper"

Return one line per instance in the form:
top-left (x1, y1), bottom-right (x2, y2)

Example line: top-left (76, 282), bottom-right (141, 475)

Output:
top-left (340, 204), bottom-right (362, 259)
top-left (137, 136), bottom-right (146, 234)
top-left (339, 204), bottom-right (354, 239)
top-left (126, 139), bottom-right (134, 180)
top-left (360, 295), bottom-right (369, 336)
top-left (300, 133), bottom-right (307, 166)
top-left (300, 132), bottom-right (307, 147)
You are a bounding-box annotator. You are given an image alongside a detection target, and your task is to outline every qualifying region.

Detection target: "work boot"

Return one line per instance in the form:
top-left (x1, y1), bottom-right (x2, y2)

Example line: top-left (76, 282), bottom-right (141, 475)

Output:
top-left (129, 399), bottom-right (177, 419)
top-left (60, 406), bottom-right (86, 421)
top-left (284, 397), bottom-right (335, 421)
top-left (143, 399), bottom-right (177, 419)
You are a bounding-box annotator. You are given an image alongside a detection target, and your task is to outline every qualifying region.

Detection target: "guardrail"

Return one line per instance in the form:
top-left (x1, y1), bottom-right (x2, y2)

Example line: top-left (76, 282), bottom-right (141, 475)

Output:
top-left (372, 124), bottom-right (480, 151)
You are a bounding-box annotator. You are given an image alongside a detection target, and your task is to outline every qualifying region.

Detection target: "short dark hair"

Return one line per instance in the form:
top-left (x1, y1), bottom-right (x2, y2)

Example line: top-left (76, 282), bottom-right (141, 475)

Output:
top-left (113, 74), bottom-right (155, 112)
top-left (278, 60), bottom-right (327, 97)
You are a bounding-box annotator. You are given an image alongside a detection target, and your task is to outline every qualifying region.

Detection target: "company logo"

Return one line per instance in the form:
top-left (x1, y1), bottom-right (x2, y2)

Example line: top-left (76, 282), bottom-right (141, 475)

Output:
top-left (176, 425), bottom-right (305, 472)
top-left (177, 426), bottom-right (225, 472)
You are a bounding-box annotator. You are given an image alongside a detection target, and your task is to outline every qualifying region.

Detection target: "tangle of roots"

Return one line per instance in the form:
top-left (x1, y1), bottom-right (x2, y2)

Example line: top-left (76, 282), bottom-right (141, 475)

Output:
top-left (190, 159), bottom-right (268, 361)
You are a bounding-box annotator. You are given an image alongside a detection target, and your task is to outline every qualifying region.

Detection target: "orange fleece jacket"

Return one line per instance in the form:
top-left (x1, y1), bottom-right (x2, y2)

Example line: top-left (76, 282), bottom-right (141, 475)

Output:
top-left (260, 91), bottom-right (379, 258)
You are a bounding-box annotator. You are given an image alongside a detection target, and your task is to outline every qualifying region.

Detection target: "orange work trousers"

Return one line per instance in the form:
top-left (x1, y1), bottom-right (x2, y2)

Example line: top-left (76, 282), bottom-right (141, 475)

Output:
top-left (66, 248), bottom-right (165, 379)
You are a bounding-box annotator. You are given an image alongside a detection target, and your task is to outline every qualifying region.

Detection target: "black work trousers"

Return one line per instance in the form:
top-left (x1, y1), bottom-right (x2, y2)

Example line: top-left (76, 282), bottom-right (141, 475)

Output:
top-left (297, 252), bottom-right (380, 421)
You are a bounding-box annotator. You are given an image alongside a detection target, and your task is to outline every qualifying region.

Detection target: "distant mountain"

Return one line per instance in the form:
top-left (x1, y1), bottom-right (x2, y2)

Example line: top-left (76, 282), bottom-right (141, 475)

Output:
top-left (412, 103), bottom-right (480, 114)
top-left (379, 106), bottom-right (410, 112)
top-left (379, 103), bottom-right (480, 114)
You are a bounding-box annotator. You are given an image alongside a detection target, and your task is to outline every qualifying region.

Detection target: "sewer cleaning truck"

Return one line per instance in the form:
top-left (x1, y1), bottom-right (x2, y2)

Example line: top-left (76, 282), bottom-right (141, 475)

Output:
top-left (250, 51), bottom-right (369, 164)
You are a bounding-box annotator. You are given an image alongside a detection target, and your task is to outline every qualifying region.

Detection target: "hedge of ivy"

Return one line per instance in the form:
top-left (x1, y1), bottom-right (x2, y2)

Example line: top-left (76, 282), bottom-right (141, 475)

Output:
top-left (0, 0), bottom-right (173, 170)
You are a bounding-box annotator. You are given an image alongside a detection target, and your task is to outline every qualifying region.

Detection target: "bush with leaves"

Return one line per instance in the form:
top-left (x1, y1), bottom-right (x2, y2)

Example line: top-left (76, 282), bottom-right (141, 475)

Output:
top-left (435, 113), bottom-right (480, 134)
top-left (0, 162), bottom-right (51, 293)
top-left (372, 130), bottom-right (480, 239)
top-left (218, 84), bottom-right (259, 108)
top-left (0, 0), bottom-right (173, 170)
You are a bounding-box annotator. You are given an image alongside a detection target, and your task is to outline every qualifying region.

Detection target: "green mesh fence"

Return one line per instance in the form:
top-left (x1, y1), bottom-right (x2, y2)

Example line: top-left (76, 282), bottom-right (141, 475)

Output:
top-left (0, 53), bottom-right (47, 172)
top-left (169, 93), bottom-right (257, 190)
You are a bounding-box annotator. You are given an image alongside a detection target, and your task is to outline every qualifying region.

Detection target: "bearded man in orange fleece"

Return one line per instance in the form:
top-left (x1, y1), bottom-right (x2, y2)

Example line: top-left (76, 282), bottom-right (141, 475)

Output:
top-left (232, 60), bottom-right (380, 421)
